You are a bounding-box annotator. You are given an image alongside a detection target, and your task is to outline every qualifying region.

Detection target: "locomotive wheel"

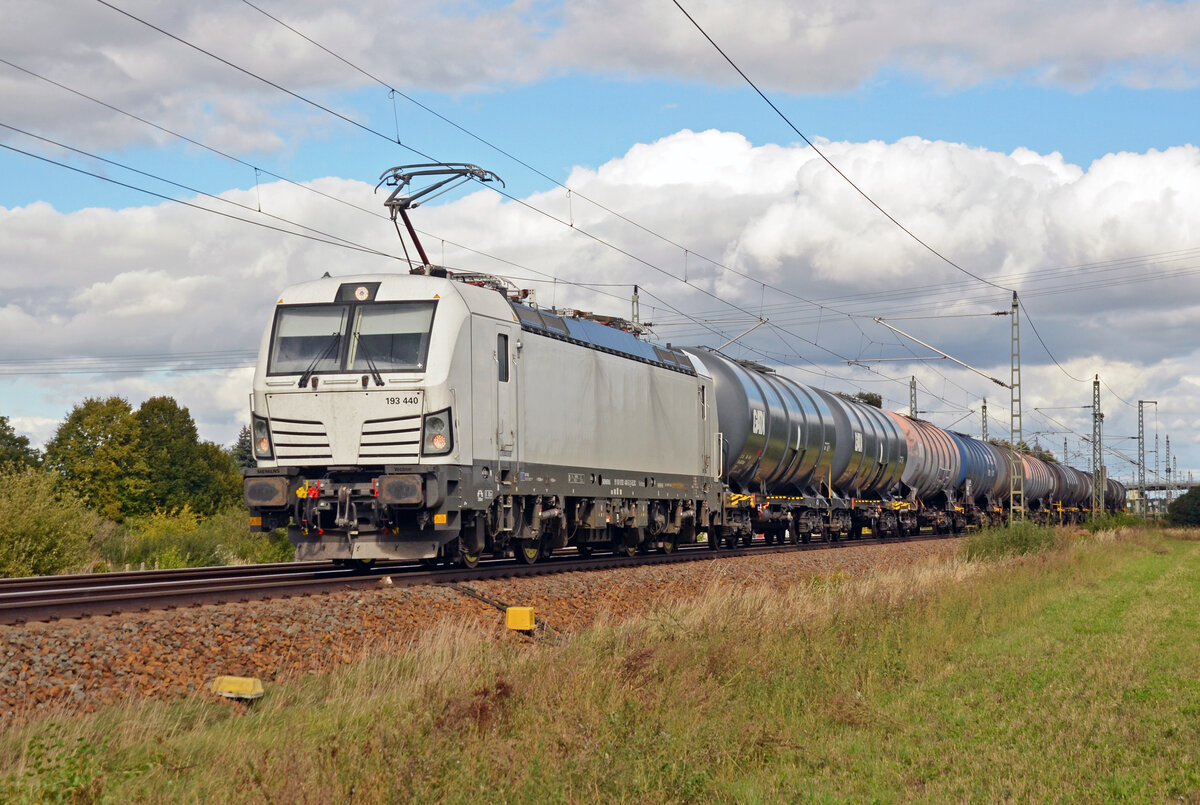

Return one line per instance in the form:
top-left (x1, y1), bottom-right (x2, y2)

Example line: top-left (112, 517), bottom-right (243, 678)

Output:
top-left (616, 543), bottom-right (638, 557)
top-left (577, 544), bottom-right (595, 557)
top-left (347, 558), bottom-right (375, 572)
top-left (706, 531), bottom-right (720, 551)
top-left (515, 538), bottom-right (542, 564)
top-left (658, 537), bottom-right (676, 554)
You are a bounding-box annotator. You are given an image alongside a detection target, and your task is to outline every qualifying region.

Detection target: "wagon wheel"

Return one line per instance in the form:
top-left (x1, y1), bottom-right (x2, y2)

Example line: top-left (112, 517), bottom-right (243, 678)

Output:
top-left (658, 536), bottom-right (676, 554)
top-left (577, 544), bottom-right (595, 558)
top-left (515, 538), bottom-right (542, 565)
top-left (457, 538), bottom-right (481, 569)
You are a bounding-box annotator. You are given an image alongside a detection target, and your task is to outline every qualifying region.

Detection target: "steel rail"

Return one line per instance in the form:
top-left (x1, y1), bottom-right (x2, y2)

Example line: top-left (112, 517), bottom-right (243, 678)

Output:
top-left (0, 532), bottom-right (958, 626)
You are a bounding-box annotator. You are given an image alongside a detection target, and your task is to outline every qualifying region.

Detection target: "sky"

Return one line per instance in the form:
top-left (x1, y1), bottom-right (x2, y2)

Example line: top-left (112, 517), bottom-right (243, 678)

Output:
top-left (2, 0), bottom-right (1199, 488)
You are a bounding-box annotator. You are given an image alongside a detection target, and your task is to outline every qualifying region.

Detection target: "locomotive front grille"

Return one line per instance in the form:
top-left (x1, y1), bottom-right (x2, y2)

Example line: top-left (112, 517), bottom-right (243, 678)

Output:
top-left (270, 417), bottom-right (333, 460)
top-left (359, 414), bottom-right (422, 459)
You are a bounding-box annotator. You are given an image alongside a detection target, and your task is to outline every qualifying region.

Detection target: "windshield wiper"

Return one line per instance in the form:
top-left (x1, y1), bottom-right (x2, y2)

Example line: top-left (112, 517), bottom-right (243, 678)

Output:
top-left (297, 333), bottom-right (341, 388)
top-left (354, 334), bottom-right (385, 387)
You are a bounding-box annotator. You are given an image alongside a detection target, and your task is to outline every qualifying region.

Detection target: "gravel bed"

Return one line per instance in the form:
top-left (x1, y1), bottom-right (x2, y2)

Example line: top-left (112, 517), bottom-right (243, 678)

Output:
top-left (0, 538), bottom-right (960, 724)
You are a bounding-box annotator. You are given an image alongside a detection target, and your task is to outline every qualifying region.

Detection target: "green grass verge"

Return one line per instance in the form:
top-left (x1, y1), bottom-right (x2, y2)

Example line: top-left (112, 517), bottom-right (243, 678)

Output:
top-left (94, 507), bottom-right (293, 570)
top-left (963, 519), bottom-right (1060, 560)
top-left (3, 527), bottom-right (1199, 802)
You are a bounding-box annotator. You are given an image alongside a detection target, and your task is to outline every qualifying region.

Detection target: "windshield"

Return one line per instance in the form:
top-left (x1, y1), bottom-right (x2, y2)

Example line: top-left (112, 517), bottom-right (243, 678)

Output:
top-left (268, 305), bottom-right (348, 375)
top-left (267, 300), bottom-right (437, 376)
top-left (349, 302), bottom-right (436, 372)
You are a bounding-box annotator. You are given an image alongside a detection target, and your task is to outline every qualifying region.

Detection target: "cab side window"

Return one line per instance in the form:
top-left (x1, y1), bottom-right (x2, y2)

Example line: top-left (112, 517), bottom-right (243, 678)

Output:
top-left (497, 334), bottom-right (509, 382)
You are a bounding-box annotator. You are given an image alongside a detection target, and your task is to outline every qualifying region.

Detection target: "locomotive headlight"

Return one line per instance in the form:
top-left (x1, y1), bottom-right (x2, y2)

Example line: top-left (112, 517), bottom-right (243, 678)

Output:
top-left (421, 408), bottom-right (453, 456)
top-left (252, 414), bottom-right (274, 460)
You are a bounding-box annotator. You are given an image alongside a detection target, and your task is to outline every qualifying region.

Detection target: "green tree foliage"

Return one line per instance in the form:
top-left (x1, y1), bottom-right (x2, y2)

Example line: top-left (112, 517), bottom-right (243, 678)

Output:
top-left (988, 438), bottom-right (1058, 464)
top-left (193, 440), bottom-right (243, 514)
top-left (42, 397), bottom-right (147, 521)
top-left (229, 424), bottom-right (254, 469)
top-left (835, 391), bottom-right (883, 408)
top-left (133, 396), bottom-right (239, 516)
top-left (0, 414), bottom-right (39, 468)
top-left (43, 396), bottom-right (241, 521)
top-left (0, 465), bottom-right (99, 577)
top-left (1166, 487), bottom-right (1200, 526)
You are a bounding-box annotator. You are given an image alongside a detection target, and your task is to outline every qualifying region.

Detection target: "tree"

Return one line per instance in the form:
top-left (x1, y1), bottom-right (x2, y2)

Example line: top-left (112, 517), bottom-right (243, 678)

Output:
top-left (134, 396), bottom-right (205, 514)
top-left (0, 414), bottom-right (39, 468)
top-left (229, 424), bottom-right (254, 469)
top-left (989, 439), bottom-right (1058, 464)
top-left (1167, 487), bottom-right (1200, 526)
top-left (835, 391), bottom-right (883, 408)
top-left (192, 439), bottom-right (243, 515)
top-left (43, 397), bottom-right (147, 521)
top-left (133, 397), bottom-right (241, 517)
top-left (41, 395), bottom-right (242, 521)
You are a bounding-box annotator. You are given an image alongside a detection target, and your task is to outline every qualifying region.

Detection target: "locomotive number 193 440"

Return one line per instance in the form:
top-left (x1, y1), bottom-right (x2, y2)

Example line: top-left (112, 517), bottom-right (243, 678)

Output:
top-left (385, 395), bottom-right (421, 406)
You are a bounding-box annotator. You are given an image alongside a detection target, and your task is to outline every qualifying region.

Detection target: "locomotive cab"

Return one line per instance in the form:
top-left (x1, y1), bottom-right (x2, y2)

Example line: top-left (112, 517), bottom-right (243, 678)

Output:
top-left (243, 272), bottom-right (515, 563)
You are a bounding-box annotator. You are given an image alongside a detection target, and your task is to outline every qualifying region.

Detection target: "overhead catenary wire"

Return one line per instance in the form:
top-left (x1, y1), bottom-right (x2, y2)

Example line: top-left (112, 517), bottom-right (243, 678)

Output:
top-left (5, 2), bottom-right (1151, 416)
top-left (96, 0), bottom-right (1159, 414)
top-left (671, 0), bottom-right (1009, 294)
top-left (671, 0), bottom-right (1144, 395)
top-left (77, 0), bottom-right (989, 406)
top-left (83, 0), bottom-right (881, 385)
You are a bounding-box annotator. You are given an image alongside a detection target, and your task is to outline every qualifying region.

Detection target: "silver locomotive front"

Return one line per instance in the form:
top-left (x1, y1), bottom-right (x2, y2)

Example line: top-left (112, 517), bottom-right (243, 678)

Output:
top-left (242, 273), bottom-right (491, 563)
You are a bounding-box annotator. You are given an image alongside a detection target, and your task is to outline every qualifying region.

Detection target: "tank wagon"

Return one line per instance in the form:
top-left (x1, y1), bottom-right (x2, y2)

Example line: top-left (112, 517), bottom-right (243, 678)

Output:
top-left (242, 163), bottom-right (1125, 566)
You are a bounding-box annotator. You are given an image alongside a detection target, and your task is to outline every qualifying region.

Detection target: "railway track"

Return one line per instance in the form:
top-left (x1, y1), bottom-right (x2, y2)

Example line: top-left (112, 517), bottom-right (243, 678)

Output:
top-left (0, 532), bottom-right (957, 626)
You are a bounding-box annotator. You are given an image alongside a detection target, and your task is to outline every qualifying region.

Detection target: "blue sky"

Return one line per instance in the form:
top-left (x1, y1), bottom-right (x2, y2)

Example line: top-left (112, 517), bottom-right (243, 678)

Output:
top-left (1, 0), bottom-right (1199, 483)
top-left (6, 73), bottom-right (1197, 213)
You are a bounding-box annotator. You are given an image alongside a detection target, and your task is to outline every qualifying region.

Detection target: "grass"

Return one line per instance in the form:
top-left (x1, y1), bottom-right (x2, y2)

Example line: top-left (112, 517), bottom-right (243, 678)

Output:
top-left (3, 526), bottom-right (1199, 802)
top-left (93, 507), bottom-right (293, 571)
top-left (963, 518), bottom-right (1060, 560)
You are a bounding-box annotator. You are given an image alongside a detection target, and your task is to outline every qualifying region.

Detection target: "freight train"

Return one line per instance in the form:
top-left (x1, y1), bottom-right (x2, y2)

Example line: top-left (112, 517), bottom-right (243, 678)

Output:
top-left (241, 164), bottom-right (1125, 567)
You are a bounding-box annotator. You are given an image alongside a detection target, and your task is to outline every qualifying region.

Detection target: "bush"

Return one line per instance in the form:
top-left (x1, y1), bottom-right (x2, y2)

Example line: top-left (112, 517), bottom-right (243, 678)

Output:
top-left (1082, 512), bottom-right (1142, 533)
top-left (963, 520), bottom-right (1059, 561)
top-left (0, 466), bottom-right (100, 577)
top-left (97, 506), bottom-right (293, 570)
top-left (1166, 487), bottom-right (1200, 526)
